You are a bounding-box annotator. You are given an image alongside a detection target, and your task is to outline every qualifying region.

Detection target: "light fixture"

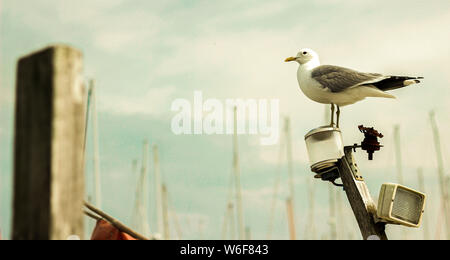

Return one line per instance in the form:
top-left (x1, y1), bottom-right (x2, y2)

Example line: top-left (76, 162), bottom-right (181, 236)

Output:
top-left (304, 126), bottom-right (344, 175)
top-left (377, 183), bottom-right (426, 227)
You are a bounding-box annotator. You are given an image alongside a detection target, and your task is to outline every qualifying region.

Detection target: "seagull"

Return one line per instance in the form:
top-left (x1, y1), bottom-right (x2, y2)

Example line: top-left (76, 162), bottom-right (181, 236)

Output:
top-left (285, 48), bottom-right (423, 127)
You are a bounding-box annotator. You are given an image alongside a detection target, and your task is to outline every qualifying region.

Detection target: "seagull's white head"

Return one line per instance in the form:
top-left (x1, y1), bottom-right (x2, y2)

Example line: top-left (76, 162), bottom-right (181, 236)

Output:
top-left (285, 48), bottom-right (320, 66)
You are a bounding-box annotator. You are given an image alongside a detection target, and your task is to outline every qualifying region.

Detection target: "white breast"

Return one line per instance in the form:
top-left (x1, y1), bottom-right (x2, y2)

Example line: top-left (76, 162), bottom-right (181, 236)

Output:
top-left (297, 66), bottom-right (331, 104)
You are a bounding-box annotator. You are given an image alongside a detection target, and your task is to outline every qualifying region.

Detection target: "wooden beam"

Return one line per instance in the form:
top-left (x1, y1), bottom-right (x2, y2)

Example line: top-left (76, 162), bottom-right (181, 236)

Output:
top-left (13, 45), bottom-right (85, 240)
top-left (338, 146), bottom-right (387, 240)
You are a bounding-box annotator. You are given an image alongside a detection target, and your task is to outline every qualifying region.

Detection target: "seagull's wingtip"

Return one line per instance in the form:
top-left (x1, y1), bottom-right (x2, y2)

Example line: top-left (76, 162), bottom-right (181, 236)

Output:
top-left (404, 79), bottom-right (422, 86)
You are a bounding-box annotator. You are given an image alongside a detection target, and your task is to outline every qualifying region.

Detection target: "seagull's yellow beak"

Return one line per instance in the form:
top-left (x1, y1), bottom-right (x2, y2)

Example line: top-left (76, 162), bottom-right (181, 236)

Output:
top-left (285, 57), bottom-right (297, 62)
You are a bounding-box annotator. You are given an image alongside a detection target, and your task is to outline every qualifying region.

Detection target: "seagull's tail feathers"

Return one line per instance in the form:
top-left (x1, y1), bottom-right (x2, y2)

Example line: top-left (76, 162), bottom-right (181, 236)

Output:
top-left (369, 76), bottom-right (423, 92)
top-left (366, 86), bottom-right (397, 99)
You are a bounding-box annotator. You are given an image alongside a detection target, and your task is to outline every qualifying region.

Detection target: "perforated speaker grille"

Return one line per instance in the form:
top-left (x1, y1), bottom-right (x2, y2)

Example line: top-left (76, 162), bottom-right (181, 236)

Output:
top-left (392, 188), bottom-right (424, 225)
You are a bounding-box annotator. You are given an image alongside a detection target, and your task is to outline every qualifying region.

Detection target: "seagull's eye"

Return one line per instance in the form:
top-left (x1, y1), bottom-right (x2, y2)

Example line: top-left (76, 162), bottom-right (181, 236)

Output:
top-left (302, 51), bottom-right (308, 55)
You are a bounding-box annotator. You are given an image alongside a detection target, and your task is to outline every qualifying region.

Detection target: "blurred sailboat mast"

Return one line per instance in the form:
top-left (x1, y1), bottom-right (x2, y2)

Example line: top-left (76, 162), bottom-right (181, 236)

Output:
top-left (323, 105), bottom-right (337, 240)
top-left (221, 175), bottom-right (236, 240)
top-left (284, 117), bottom-right (297, 240)
top-left (245, 226), bottom-right (252, 240)
top-left (131, 141), bottom-right (150, 235)
top-left (393, 125), bottom-right (404, 184)
top-left (417, 168), bottom-right (429, 240)
top-left (328, 186), bottom-right (337, 240)
top-left (304, 178), bottom-right (316, 240)
top-left (153, 145), bottom-right (164, 238)
top-left (394, 125), bottom-right (408, 239)
top-left (266, 127), bottom-right (284, 239)
top-left (286, 198), bottom-right (296, 240)
top-left (143, 142), bottom-right (151, 236)
top-left (131, 159), bottom-right (140, 230)
top-left (226, 203), bottom-right (236, 239)
top-left (161, 183), bottom-right (170, 240)
top-left (233, 107), bottom-right (245, 240)
top-left (429, 111), bottom-right (450, 239)
top-left (221, 151), bottom-right (236, 240)
top-left (90, 80), bottom-right (102, 209)
top-left (335, 188), bottom-right (345, 240)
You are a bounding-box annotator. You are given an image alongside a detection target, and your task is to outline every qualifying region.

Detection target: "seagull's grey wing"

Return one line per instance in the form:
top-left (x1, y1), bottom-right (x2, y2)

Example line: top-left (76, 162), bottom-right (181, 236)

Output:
top-left (311, 65), bottom-right (385, 93)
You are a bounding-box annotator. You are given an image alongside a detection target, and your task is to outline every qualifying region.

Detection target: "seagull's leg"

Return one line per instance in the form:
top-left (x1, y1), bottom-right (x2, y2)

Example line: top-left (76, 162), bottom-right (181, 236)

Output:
top-left (330, 104), bottom-right (335, 126)
top-left (336, 105), bottom-right (341, 128)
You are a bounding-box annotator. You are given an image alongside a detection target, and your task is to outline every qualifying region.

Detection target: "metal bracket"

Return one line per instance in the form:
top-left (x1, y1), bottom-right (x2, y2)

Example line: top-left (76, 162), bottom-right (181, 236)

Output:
top-left (344, 146), bottom-right (364, 181)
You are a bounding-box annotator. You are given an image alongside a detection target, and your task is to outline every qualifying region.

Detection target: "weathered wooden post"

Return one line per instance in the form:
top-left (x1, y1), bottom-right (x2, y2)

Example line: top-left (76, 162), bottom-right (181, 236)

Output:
top-left (338, 147), bottom-right (387, 240)
top-left (12, 45), bottom-right (85, 240)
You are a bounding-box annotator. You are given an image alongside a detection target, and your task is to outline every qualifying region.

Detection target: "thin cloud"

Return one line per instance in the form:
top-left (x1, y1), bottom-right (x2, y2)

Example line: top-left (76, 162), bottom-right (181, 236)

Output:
top-left (103, 86), bottom-right (177, 117)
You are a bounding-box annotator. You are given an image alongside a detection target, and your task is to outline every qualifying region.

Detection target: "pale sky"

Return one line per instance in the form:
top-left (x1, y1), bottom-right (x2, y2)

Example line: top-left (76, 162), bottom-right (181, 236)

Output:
top-left (1, 0), bottom-right (450, 239)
